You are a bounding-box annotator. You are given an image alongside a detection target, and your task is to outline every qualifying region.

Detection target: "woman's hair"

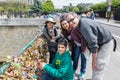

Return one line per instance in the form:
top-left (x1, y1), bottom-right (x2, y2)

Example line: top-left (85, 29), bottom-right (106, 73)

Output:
top-left (60, 18), bottom-right (70, 38)
top-left (60, 19), bottom-right (67, 35)
top-left (57, 38), bottom-right (68, 48)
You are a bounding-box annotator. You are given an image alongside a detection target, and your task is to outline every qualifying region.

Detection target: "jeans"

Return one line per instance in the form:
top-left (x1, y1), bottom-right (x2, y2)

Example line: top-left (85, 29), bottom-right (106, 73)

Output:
top-left (48, 46), bottom-right (57, 63)
top-left (41, 72), bottom-right (61, 80)
top-left (49, 51), bottom-right (55, 63)
top-left (73, 46), bottom-right (86, 74)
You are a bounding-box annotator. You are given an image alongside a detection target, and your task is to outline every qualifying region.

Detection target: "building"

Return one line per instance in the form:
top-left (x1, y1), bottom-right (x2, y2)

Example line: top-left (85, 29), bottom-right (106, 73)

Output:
top-left (0, 0), bottom-right (46, 5)
top-left (1, 0), bottom-right (34, 5)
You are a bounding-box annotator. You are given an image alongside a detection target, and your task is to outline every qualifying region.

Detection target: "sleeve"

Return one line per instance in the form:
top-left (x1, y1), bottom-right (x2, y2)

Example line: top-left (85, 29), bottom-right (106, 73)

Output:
top-left (44, 58), bottom-right (70, 78)
top-left (48, 53), bottom-right (57, 68)
top-left (54, 27), bottom-right (62, 40)
top-left (91, 13), bottom-right (95, 20)
top-left (81, 23), bottom-right (98, 53)
top-left (71, 28), bottom-right (81, 43)
top-left (42, 27), bottom-right (51, 41)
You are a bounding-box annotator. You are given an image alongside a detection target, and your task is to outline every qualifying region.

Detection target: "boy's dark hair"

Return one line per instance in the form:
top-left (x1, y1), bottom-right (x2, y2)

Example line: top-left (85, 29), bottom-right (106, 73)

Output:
top-left (58, 38), bottom-right (68, 47)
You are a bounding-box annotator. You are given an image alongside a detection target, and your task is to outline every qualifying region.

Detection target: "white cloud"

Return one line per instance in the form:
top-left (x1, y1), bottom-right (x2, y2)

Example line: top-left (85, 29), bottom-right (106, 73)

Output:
top-left (52, 0), bottom-right (106, 9)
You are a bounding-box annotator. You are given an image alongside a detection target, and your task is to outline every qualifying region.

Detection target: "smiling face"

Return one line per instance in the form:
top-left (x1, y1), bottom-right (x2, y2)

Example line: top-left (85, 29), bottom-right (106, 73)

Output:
top-left (57, 44), bottom-right (67, 55)
top-left (66, 14), bottom-right (79, 29)
top-left (61, 20), bottom-right (69, 30)
top-left (46, 21), bottom-right (54, 29)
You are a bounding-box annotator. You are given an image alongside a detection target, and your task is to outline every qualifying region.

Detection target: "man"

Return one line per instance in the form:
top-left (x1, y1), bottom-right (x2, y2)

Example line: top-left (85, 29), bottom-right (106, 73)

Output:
top-left (66, 12), bottom-right (87, 80)
top-left (66, 13), bottom-right (115, 80)
top-left (89, 8), bottom-right (95, 20)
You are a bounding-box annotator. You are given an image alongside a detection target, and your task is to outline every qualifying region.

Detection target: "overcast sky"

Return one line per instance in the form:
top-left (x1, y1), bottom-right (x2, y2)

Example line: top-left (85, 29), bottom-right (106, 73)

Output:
top-left (52, 0), bottom-right (106, 9)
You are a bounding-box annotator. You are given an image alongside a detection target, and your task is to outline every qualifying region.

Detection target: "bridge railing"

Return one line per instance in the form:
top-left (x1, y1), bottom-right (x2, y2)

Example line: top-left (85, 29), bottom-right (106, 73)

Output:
top-left (0, 18), bottom-right (46, 26)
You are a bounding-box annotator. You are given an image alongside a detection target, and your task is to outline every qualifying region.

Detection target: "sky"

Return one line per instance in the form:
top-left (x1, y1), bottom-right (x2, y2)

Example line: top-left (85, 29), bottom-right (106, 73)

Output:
top-left (0, 0), bottom-right (106, 9)
top-left (52, 0), bottom-right (106, 9)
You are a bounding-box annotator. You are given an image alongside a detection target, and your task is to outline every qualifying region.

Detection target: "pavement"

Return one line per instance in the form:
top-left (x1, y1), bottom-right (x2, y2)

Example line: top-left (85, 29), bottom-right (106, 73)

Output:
top-left (75, 18), bottom-right (120, 80)
top-left (95, 18), bottom-right (120, 28)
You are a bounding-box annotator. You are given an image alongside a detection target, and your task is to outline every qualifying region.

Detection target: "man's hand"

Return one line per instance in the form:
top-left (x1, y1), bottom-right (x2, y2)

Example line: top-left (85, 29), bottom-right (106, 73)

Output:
top-left (39, 62), bottom-right (46, 70)
top-left (92, 62), bottom-right (99, 70)
top-left (92, 53), bottom-right (99, 70)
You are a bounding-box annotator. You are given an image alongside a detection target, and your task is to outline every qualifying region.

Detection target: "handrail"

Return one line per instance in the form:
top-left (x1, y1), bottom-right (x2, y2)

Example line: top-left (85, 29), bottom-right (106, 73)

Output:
top-left (0, 36), bottom-right (38, 74)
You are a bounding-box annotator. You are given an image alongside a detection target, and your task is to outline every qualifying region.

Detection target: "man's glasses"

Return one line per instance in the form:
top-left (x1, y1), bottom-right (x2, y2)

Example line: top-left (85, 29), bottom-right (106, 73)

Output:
top-left (67, 17), bottom-right (75, 23)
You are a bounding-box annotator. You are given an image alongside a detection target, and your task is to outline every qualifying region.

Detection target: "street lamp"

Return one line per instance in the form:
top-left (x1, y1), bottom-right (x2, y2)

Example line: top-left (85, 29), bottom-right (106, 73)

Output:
top-left (107, 0), bottom-right (112, 22)
top-left (108, 0), bottom-right (112, 6)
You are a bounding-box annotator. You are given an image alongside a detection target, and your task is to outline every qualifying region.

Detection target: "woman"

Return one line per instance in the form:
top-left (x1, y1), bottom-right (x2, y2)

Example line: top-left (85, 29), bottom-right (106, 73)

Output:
top-left (60, 18), bottom-right (75, 61)
top-left (42, 17), bottom-right (62, 63)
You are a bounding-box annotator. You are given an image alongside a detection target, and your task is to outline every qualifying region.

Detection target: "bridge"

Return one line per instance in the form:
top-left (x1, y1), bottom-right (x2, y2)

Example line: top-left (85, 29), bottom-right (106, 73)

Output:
top-left (0, 18), bottom-right (46, 61)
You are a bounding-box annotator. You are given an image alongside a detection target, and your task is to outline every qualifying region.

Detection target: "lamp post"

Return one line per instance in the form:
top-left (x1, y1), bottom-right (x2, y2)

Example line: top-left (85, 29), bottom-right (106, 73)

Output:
top-left (108, 0), bottom-right (112, 6)
top-left (107, 0), bottom-right (112, 22)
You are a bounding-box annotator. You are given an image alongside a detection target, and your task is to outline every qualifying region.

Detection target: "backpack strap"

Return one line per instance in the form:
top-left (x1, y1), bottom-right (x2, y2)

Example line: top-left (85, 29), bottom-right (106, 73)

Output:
top-left (54, 27), bottom-right (57, 36)
top-left (45, 26), bottom-right (52, 39)
top-left (113, 37), bottom-right (117, 51)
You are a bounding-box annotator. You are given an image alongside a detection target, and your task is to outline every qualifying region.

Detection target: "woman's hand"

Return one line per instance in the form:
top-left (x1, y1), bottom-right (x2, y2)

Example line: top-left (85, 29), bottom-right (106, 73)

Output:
top-left (52, 36), bottom-right (56, 40)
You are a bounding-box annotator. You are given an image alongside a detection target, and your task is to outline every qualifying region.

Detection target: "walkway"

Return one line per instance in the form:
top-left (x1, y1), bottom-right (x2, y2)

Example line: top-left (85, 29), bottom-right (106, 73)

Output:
top-left (95, 18), bottom-right (120, 28)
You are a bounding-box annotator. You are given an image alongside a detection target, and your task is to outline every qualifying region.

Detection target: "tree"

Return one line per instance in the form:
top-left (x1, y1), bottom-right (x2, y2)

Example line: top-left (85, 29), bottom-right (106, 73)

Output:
top-left (72, 7), bottom-right (80, 12)
top-left (31, 0), bottom-right (42, 14)
top-left (91, 2), bottom-right (107, 11)
top-left (42, 0), bottom-right (54, 13)
top-left (112, 0), bottom-right (120, 10)
top-left (0, 6), bottom-right (3, 12)
top-left (77, 3), bottom-right (87, 12)
top-left (0, 6), bottom-right (3, 16)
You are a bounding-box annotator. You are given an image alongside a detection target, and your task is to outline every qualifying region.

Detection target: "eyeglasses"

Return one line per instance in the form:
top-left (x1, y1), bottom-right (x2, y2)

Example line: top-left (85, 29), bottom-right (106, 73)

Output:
top-left (67, 17), bottom-right (75, 23)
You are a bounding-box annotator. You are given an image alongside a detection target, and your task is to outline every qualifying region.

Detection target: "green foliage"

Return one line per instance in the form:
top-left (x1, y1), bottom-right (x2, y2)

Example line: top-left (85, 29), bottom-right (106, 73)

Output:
top-left (69, 6), bottom-right (74, 12)
top-left (0, 2), bottom-right (7, 11)
top-left (7, 7), bottom-right (15, 12)
top-left (112, 0), bottom-right (120, 5)
top-left (22, 4), bottom-right (30, 12)
top-left (42, 0), bottom-right (54, 13)
top-left (72, 7), bottom-right (80, 12)
top-left (31, 0), bottom-right (42, 13)
top-left (112, 0), bottom-right (120, 10)
top-left (91, 2), bottom-right (107, 11)
top-left (54, 9), bottom-right (60, 12)
top-left (91, 0), bottom-right (120, 11)
top-left (0, 2), bottom-right (30, 12)
top-left (77, 3), bottom-right (87, 12)
top-left (0, 6), bottom-right (3, 12)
